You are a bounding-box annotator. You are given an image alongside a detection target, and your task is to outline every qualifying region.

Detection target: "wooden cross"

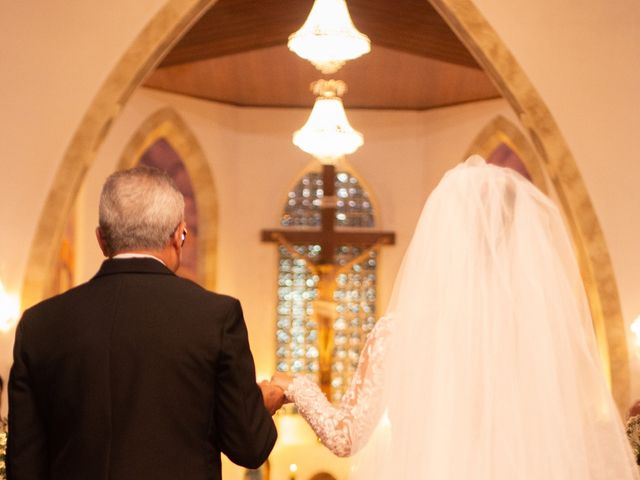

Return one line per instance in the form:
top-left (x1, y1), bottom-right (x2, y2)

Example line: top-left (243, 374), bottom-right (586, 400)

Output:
top-left (262, 163), bottom-right (395, 398)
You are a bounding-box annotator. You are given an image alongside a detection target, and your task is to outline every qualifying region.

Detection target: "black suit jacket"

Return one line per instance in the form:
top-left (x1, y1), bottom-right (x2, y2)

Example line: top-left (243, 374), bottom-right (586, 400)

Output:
top-left (7, 258), bottom-right (277, 480)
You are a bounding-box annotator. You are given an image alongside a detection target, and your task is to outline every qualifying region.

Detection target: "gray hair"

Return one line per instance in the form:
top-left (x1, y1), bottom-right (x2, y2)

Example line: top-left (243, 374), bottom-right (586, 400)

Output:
top-left (99, 166), bottom-right (185, 255)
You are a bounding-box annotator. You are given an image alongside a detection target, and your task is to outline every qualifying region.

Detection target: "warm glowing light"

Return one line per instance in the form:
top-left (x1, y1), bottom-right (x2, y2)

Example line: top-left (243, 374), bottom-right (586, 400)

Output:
top-left (289, 464), bottom-right (298, 474)
top-left (631, 316), bottom-right (640, 349)
top-left (274, 410), bottom-right (318, 446)
top-left (293, 80), bottom-right (363, 164)
top-left (380, 409), bottom-right (391, 430)
top-left (255, 369), bottom-right (270, 383)
top-left (288, 0), bottom-right (370, 74)
top-left (0, 280), bottom-right (20, 332)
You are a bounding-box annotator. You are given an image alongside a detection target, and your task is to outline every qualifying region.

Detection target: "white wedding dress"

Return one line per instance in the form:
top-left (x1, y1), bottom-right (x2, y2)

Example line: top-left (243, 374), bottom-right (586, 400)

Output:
top-left (286, 157), bottom-right (638, 479)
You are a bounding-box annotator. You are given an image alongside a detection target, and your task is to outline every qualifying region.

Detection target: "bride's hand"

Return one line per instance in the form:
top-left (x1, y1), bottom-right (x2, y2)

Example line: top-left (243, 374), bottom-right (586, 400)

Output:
top-left (271, 372), bottom-right (293, 398)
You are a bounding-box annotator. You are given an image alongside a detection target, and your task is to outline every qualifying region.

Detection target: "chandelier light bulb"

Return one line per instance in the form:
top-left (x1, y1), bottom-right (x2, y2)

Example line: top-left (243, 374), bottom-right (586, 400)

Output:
top-left (288, 0), bottom-right (371, 74)
top-left (293, 80), bottom-right (364, 164)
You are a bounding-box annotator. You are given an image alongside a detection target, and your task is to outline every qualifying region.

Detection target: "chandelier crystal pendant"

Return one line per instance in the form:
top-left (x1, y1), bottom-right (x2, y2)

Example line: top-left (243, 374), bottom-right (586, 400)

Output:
top-left (288, 0), bottom-right (371, 74)
top-left (293, 80), bottom-right (363, 164)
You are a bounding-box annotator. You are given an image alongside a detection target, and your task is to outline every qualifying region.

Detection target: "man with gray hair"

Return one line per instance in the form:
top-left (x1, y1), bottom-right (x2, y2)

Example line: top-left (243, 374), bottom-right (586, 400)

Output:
top-left (7, 166), bottom-right (282, 480)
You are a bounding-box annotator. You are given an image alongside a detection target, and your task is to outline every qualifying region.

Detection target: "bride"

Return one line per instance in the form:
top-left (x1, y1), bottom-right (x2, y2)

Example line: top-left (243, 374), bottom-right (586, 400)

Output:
top-left (271, 156), bottom-right (638, 479)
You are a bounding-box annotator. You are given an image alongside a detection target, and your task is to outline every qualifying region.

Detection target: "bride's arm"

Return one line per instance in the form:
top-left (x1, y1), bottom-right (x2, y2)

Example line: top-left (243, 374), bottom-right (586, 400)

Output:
top-left (276, 316), bottom-right (391, 457)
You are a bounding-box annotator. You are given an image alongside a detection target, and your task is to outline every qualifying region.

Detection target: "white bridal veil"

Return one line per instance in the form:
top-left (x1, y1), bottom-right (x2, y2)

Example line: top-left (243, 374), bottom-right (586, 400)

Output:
top-left (352, 156), bottom-right (638, 479)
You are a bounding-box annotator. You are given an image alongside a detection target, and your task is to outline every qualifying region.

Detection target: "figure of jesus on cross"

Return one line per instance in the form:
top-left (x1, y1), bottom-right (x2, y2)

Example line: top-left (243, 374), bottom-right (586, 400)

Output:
top-left (262, 163), bottom-right (395, 400)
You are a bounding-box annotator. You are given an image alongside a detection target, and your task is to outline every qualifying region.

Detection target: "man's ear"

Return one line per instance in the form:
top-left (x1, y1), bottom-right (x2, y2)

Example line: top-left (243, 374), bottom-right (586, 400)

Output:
top-left (170, 221), bottom-right (186, 249)
top-left (95, 227), bottom-right (110, 257)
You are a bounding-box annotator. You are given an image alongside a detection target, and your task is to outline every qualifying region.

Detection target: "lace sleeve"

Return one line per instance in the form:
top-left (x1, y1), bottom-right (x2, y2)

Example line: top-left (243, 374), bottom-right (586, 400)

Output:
top-left (285, 316), bottom-right (392, 457)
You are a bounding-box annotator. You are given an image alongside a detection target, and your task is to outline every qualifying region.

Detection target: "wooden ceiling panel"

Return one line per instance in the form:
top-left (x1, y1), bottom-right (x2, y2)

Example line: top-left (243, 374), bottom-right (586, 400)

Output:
top-left (160, 0), bottom-right (479, 68)
top-left (145, 45), bottom-right (499, 110)
top-left (148, 0), bottom-right (499, 109)
top-left (160, 0), bottom-right (313, 67)
top-left (348, 0), bottom-right (477, 67)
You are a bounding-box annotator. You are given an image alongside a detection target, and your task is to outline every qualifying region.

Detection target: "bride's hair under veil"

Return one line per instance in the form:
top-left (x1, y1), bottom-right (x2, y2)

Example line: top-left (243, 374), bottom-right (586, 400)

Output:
top-left (351, 156), bottom-right (638, 479)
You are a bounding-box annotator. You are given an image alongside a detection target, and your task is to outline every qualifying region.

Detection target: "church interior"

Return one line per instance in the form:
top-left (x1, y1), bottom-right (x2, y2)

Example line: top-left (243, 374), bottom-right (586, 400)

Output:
top-left (1, 0), bottom-right (639, 478)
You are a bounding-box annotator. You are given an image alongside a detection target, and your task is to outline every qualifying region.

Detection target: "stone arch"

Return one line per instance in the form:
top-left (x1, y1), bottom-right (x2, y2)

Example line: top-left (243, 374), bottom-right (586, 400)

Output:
top-left (21, 0), bottom-right (630, 410)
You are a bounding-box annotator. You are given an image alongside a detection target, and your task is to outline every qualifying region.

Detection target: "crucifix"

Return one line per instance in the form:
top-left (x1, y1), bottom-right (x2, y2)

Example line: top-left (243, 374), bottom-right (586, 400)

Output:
top-left (262, 163), bottom-right (395, 399)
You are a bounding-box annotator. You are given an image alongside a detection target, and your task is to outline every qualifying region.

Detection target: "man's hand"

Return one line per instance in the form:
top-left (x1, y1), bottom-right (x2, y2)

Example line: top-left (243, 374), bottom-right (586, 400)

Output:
top-left (259, 381), bottom-right (285, 415)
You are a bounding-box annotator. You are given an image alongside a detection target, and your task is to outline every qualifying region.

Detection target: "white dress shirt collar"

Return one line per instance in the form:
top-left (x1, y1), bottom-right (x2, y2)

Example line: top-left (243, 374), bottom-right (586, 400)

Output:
top-left (112, 253), bottom-right (166, 266)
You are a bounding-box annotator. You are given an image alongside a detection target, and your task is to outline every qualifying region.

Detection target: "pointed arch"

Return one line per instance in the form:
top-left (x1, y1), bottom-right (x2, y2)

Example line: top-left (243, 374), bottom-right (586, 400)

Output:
top-left (465, 115), bottom-right (548, 194)
top-left (117, 107), bottom-right (218, 289)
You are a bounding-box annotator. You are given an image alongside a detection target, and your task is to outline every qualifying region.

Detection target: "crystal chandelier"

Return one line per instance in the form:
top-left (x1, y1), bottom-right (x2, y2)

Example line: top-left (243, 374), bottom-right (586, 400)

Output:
top-left (288, 0), bottom-right (371, 74)
top-left (293, 80), bottom-right (363, 164)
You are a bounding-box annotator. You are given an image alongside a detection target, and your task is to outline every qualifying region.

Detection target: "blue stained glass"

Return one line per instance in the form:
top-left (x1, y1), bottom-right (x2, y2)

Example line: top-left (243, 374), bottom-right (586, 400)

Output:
top-left (281, 171), bottom-right (374, 228)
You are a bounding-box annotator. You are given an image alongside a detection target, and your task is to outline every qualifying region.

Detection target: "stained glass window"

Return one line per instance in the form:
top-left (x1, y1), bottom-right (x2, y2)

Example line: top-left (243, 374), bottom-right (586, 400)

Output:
top-left (282, 171), bottom-right (374, 228)
top-left (276, 170), bottom-right (378, 402)
top-left (486, 142), bottom-right (533, 182)
top-left (139, 138), bottom-right (199, 282)
top-left (276, 245), bottom-right (321, 376)
top-left (331, 247), bottom-right (377, 401)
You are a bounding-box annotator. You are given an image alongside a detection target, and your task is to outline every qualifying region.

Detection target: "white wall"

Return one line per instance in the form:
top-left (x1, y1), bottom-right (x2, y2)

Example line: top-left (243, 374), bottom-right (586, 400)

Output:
top-left (0, 0), bottom-right (166, 295)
